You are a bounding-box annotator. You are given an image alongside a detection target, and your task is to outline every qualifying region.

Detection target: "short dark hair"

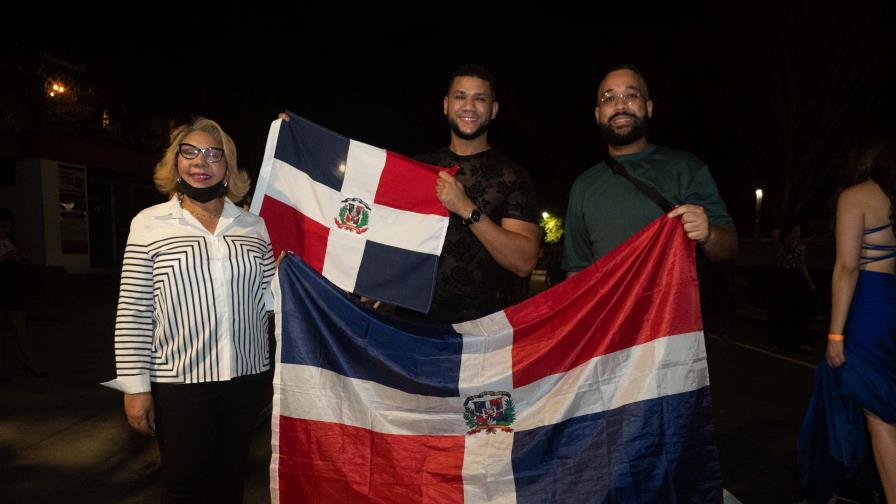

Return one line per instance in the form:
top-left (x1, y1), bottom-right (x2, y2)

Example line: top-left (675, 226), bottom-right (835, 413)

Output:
top-left (602, 63), bottom-right (650, 99)
top-left (448, 64), bottom-right (497, 100)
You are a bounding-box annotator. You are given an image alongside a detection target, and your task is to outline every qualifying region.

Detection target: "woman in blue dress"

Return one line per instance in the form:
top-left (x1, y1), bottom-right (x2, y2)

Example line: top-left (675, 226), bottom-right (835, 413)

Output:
top-left (799, 140), bottom-right (896, 503)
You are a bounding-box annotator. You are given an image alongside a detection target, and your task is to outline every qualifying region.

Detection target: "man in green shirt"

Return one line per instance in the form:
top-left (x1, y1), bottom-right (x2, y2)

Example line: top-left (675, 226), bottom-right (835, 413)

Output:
top-left (562, 65), bottom-right (737, 274)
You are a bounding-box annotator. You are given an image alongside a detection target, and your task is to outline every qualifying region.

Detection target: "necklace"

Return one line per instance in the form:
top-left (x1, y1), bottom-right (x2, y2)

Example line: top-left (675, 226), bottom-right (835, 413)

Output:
top-left (185, 207), bottom-right (222, 220)
top-left (180, 197), bottom-right (222, 220)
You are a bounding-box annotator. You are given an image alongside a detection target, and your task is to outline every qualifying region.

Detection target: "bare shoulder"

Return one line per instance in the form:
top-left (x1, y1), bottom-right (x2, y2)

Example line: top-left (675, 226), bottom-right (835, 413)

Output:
top-left (839, 181), bottom-right (892, 228)
top-left (840, 181), bottom-right (884, 205)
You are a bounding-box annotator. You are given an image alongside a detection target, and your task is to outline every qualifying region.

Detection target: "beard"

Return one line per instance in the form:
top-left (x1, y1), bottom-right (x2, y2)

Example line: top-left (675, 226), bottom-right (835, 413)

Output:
top-left (448, 116), bottom-right (491, 141)
top-left (598, 112), bottom-right (650, 147)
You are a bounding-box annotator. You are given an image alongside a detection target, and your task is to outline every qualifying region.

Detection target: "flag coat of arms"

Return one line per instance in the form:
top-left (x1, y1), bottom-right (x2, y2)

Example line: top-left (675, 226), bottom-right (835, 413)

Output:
top-left (250, 112), bottom-right (456, 312)
top-left (270, 215), bottom-right (721, 503)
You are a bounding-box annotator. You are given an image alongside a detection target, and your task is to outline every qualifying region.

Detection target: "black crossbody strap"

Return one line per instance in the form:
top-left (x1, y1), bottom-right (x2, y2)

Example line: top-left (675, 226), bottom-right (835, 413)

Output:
top-left (605, 157), bottom-right (674, 213)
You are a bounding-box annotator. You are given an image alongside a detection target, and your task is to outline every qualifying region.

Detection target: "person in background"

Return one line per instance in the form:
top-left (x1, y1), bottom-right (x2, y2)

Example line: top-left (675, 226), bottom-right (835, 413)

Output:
top-left (768, 223), bottom-right (817, 350)
top-left (0, 208), bottom-right (46, 380)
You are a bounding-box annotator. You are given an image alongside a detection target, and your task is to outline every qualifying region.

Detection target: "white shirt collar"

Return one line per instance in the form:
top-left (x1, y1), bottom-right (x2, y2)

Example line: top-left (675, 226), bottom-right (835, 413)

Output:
top-left (156, 196), bottom-right (244, 235)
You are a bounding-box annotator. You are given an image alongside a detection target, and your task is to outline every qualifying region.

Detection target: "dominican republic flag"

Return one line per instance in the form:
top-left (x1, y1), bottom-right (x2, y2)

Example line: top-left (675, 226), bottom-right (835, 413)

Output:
top-left (270, 215), bottom-right (722, 503)
top-left (250, 112), bottom-right (456, 313)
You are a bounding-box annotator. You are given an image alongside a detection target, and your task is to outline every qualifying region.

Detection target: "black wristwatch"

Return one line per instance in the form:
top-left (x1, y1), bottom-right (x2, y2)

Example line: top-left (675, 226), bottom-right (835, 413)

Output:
top-left (462, 207), bottom-right (482, 226)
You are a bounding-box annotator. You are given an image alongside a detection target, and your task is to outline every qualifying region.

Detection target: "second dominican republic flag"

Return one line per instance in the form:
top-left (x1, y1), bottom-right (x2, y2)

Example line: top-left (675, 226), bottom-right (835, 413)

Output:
top-left (270, 215), bottom-right (722, 503)
top-left (250, 111), bottom-right (456, 312)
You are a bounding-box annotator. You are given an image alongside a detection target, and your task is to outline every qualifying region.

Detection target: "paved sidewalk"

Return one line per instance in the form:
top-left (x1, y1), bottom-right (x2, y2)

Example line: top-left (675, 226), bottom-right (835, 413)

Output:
top-left (0, 272), bottom-right (272, 503)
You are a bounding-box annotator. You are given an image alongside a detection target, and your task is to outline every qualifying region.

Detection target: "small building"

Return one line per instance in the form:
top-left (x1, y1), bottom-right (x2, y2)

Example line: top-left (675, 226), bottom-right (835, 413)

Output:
top-left (0, 133), bottom-right (163, 272)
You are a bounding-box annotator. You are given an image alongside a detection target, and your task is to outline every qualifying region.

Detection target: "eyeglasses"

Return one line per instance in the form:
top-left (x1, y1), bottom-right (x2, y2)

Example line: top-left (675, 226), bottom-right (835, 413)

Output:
top-left (598, 92), bottom-right (644, 107)
top-left (178, 143), bottom-right (225, 163)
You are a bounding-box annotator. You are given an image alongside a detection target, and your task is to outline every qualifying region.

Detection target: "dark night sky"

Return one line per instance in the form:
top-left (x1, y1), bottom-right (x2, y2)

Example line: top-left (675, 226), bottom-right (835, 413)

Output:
top-left (22, 2), bottom-right (896, 232)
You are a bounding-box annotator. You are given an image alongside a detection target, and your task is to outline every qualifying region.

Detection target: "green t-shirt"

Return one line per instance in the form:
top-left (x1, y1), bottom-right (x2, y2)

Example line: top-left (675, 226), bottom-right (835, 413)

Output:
top-left (561, 145), bottom-right (734, 272)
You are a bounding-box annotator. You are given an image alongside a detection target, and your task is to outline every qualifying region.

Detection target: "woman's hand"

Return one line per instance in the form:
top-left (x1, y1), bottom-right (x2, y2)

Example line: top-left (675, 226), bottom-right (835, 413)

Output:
top-left (826, 340), bottom-right (846, 368)
top-left (124, 392), bottom-right (156, 436)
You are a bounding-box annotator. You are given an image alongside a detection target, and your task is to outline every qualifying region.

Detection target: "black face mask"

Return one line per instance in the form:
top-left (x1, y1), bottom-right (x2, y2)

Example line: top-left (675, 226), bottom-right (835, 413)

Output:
top-left (177, 178), bottom-right (227, 203)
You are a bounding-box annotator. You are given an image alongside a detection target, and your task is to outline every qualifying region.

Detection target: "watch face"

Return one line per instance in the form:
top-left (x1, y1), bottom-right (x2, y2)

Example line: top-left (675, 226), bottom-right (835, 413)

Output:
top-left (470, 209), bottom-right (481, 222)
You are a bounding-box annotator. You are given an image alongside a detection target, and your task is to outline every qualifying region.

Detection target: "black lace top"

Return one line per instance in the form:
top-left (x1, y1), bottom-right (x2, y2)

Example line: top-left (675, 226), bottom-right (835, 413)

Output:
top-left (398, 147), bottom-right (539, 324)
top-left (775, 244), bottom-right (803, 270)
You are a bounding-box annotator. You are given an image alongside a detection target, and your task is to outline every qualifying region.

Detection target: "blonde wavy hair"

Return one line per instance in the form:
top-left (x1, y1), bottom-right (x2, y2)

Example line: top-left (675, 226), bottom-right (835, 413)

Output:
top-left (153, 117), bottom-right (251, 202)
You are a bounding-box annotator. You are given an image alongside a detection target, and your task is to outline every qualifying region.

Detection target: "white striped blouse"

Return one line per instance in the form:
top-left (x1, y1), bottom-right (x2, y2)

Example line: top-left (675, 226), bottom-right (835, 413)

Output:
top-left (102, 197), bottom-right (275, 394)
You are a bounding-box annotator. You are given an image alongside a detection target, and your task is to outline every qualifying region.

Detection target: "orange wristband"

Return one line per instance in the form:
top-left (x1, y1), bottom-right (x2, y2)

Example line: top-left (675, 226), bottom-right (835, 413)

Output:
top-left (828, 333), bottom-right (845, 341)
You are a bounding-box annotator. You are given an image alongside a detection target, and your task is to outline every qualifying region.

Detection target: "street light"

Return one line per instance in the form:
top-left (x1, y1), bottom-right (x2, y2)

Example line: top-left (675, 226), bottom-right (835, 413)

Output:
top-left (47, 81), bottom-right (67, 98)
top-left (754, 188), bottom-right (763, 238)
top-left (542, 211), bottom-right (549, 219)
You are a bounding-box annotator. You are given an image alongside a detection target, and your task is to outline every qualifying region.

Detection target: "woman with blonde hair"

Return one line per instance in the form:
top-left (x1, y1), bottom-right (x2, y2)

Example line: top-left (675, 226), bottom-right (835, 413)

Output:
top-left (103, 117), bottom-right (275, 502)
top-left (799, 136), bottom-right (896, 503)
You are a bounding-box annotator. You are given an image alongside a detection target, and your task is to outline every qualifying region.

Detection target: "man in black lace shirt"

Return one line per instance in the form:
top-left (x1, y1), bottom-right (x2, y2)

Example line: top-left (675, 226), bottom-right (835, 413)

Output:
top-left (396, 65), bottom-right (541, 324)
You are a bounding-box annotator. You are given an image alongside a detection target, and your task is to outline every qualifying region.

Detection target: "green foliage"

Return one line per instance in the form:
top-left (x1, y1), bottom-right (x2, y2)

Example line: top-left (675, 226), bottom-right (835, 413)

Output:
top-left (540, 214), bottom-right (564, 244)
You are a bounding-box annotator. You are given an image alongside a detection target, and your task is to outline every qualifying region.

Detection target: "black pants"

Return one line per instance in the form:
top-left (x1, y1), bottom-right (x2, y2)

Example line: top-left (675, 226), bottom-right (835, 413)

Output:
top-left (151, 371), bottom-right (271, 504)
